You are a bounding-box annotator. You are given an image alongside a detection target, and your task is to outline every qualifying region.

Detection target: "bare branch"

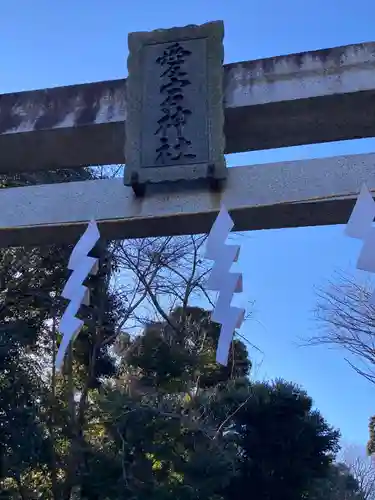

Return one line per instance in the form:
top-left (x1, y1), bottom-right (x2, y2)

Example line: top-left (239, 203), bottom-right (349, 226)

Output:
top-left (340, 444), bottom-right (375, 500)
top-left (306, 270), bottom-right (375, 385)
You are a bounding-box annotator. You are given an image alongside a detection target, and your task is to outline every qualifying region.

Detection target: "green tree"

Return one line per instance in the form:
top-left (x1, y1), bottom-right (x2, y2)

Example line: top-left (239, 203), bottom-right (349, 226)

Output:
top-left (124, 305), bottom-right (250, 394)
top-left (206, 378), bottom-right (340, 500)
top-left (1, 202), bottom-right (343, 500)
top-left (307, 463), bottom-right (365, 500)
top-left (85, 305), bottom-right (250, 499)
top-left (0, 167), bottom-right (120, 498)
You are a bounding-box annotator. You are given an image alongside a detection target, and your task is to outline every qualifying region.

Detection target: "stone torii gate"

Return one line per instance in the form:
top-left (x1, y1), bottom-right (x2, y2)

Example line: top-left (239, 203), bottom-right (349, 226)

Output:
top-left (0, 21), bottom-right (375, 248)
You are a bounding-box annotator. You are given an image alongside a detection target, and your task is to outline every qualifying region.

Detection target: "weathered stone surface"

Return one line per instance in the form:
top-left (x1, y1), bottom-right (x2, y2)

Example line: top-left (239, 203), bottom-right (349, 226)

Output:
top-left (124, 21), bottom-right (226, 185)
top-left (1, 41), bottom-right (375, 173)
top-left (0, 152), bottom-right (373, 247)
top-left (140, 38), bottom-right (208, 168)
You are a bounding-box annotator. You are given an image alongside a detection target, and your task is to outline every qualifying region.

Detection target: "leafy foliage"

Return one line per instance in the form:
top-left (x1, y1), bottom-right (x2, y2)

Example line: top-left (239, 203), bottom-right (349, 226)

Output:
top-left (125, 306), bottom-right (250, 392)
top-left (204, 377), bottom-right (340, 500)
top-left (0, 195), bottom-right (342, 499)
top-left (307, 463), bottom-right (365, 500)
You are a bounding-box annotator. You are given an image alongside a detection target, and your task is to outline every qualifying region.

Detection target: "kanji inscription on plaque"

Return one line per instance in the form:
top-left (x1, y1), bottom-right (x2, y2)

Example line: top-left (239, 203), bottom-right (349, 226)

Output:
top-left (153, 41), bottom-right (196, 166)
top-left (124, 21), bottom-right (226, 187)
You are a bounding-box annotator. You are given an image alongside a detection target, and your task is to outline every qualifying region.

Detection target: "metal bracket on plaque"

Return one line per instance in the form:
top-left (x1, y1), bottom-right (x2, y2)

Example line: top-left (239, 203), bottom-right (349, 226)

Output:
top-left (124, 21), bottom-right (227, 197)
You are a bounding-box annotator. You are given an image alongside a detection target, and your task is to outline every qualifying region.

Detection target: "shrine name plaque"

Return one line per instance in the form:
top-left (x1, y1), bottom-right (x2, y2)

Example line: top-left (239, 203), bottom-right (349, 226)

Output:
top-left (124, 21), bottom-right (226, 187)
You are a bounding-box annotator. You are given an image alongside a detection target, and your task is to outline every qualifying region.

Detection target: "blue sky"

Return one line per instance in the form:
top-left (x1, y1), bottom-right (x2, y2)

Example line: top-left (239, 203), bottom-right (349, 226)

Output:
top-left (2, 0), bottom-right (375, 446)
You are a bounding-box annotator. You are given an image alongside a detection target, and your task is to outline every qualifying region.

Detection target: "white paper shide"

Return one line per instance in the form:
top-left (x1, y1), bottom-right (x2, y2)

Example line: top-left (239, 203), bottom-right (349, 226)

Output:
top-left (205, 207), bottom-right (245, 366)
top-left (346, 184), bottom-right (375, 303)
top-left (55, 220), bottom-right (100, 370)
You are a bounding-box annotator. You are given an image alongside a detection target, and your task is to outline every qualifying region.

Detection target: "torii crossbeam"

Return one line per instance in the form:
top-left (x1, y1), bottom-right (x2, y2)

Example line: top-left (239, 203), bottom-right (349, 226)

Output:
top-left (0, 22), bottom-right (375, 248)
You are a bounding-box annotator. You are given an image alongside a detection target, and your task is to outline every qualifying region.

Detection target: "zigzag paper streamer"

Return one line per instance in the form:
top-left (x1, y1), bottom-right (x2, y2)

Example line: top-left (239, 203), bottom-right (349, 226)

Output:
top-left (55, 220), bottom-right (100, 371)
top-left (205, 207), bottom-right (245, 366)
top-left (346, 184), bottom-right (375, 304)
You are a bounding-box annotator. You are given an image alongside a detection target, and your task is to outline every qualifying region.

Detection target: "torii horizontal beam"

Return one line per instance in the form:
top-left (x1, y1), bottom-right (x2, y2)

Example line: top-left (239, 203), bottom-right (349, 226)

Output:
top-left (0, 152), bottom-right (373, 247)
top-left (1, 41), bottom-right (375, 172)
